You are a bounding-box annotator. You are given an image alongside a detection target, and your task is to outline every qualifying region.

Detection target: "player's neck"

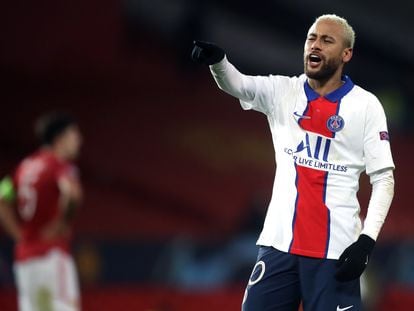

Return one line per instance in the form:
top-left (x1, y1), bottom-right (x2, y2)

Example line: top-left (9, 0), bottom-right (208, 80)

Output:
top-left (308, 71), bottom-right (344, 97)
top-left (42, 145), bottom-right (68, 161)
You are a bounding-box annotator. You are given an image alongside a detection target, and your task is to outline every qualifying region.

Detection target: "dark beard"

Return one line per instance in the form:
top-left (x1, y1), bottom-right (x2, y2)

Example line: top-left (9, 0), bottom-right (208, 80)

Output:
top-left (304, 57), bottom-right (341, 81)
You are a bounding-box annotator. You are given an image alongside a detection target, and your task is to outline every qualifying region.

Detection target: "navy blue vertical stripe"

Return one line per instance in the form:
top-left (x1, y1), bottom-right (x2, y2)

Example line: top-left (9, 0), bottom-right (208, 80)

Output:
top-left (305, 133), bottom-right (312, 157)
top-left (298, 102), bottom-right (311, 128)
top-left (314, 136), bottom-right (322, 159)
top-left (322, 139), bottom-right (331, 162)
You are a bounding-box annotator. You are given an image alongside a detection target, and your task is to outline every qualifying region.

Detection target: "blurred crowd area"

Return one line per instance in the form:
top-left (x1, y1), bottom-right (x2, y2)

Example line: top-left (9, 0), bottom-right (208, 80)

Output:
top-left (1, 0), bottom-right (414, 310)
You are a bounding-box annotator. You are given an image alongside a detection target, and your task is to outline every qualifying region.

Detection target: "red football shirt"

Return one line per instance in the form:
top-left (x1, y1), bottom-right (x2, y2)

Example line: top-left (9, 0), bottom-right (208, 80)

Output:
top-left (13, 149), bottom-right (78, 261)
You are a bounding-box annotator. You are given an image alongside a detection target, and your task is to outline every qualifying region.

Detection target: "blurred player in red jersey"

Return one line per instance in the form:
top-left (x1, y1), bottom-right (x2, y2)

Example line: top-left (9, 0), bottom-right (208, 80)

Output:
top-left (0, 112), bottom-right (83, 311)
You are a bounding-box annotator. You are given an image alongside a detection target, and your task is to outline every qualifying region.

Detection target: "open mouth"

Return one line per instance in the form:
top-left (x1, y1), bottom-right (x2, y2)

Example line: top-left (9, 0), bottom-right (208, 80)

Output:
top-left (308, 54), bottom-right (322, 67)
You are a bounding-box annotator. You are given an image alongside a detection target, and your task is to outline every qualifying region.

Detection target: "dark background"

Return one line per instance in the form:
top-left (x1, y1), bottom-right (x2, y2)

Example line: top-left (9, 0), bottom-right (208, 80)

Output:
top-left (1, 1), bottom-right (414, 310)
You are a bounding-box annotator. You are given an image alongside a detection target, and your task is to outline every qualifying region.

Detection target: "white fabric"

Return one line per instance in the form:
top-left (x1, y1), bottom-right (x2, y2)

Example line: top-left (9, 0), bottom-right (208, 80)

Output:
top-left (210, 56), bottom-right (256, 103)
top-left (14, 249), bottom-right (80, 311)
top-left (362, 169), bottom-right (395, 240)
top-left (210, 58), bottom-right (395, 259)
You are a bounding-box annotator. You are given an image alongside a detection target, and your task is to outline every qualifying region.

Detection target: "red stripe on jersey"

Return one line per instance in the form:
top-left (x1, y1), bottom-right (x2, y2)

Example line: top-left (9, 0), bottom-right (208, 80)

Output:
top-left (289, 164), bottom-right (330, 258)
top-left (299, 97), bottom-right (338, 138)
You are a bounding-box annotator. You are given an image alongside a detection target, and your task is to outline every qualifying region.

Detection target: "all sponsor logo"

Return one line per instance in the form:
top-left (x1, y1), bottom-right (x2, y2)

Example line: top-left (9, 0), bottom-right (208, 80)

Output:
top-left (284, 133), bottom-right (348, 173)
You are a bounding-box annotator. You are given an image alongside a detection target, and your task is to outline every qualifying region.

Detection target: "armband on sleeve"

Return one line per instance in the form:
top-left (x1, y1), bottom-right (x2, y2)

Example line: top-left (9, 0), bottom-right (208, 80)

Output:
top-left (0, 176), bottom-right (16, 203)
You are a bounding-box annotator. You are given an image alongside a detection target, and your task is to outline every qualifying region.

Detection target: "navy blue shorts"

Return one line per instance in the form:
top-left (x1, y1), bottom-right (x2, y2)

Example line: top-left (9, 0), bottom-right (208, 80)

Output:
top-left (242, 246), bottom-right (362, 311)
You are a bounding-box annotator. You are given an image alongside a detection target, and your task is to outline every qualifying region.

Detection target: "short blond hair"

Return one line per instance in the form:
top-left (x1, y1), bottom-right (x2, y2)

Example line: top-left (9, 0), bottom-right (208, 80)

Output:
top-left (314, 14), bottom-right (355, 48)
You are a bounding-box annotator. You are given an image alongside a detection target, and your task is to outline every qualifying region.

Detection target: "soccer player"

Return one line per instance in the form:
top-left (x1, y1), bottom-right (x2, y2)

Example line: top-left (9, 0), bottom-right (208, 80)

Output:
top-left (191, 14), bottom-right (394, 310)
top-left (0, 112), bottom-right (83, 311)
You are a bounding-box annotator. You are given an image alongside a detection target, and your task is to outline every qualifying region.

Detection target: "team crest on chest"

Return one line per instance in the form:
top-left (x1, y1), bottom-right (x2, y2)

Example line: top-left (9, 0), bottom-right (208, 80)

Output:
top-left (326, 115), bottom-right (344, 132)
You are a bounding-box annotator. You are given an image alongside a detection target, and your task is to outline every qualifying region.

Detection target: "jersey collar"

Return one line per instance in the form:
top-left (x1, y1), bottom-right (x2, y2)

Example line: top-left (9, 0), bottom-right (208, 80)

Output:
top-left (304, 75), bottom-right (354, 102)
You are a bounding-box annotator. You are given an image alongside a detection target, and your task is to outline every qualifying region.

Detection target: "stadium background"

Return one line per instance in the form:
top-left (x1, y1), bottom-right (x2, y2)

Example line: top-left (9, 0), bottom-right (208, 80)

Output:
top-left (1, 0), bottom-right (413, 310)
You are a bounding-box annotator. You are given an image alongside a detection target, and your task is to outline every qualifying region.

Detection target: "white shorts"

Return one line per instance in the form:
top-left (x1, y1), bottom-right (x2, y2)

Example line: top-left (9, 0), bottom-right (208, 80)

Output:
top-left (14, 249), bottom-right (81, 311)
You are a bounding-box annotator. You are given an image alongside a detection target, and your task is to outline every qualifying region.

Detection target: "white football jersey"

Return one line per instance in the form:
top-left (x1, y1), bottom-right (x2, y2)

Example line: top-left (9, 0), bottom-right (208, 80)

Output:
top-left (240, 74), bottom-right (394, 259)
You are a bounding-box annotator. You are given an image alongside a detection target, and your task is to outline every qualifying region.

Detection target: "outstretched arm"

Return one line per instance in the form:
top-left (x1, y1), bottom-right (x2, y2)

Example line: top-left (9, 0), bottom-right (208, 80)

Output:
top-left (191, 41), bottom-right (256, 102)
top-left (209, 57), bottom-right (256, 102)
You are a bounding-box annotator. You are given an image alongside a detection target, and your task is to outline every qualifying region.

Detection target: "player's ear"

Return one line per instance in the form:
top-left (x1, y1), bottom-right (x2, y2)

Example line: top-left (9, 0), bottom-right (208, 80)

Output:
top-left (342, 47), bottom-right (353, 63)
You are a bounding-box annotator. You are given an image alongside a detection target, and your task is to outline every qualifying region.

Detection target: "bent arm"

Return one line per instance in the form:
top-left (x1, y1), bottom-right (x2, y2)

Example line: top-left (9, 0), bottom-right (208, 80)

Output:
top-left (209, 57), bottom-right (256, 102)
top-left (58, 175), bottom-right (83, 222)
top-left (361, 168), bottom-right (394, 240)
top-left (42, 175), bottom-right (83, 240)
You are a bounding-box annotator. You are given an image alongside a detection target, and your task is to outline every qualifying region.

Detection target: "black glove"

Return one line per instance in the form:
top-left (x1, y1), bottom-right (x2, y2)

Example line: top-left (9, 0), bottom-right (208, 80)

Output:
top-left (335, 234), bottom-right (375, 282)
top-left (191, 40), bottom-right (225, 65)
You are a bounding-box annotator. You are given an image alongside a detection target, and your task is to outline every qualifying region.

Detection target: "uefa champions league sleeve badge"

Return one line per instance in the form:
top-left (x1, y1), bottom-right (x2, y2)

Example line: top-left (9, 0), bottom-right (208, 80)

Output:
top-left (327, 115), bottom-right (345, 132)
